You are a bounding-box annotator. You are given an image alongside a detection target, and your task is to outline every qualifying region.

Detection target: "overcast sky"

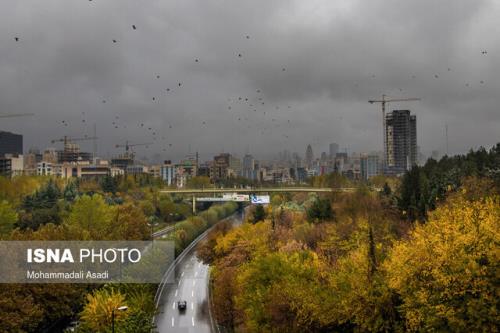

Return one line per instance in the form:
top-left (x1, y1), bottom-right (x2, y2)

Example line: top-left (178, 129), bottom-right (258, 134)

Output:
top-left (1, 0), bottom-right (499, 162)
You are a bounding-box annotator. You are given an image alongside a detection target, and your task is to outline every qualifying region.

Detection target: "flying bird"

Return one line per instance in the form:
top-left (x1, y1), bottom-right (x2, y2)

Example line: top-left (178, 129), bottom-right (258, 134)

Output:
top-left (112, 39), bottom-right (117, 43)
top-left (132, 25), bottom-right (137, 30)
top-left (14, 37), bottom-right (19, 41)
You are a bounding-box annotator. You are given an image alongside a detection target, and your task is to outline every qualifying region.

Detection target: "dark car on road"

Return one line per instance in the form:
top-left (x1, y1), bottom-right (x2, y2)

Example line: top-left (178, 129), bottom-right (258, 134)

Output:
top-left (178, 300), bottom-right (187, 311)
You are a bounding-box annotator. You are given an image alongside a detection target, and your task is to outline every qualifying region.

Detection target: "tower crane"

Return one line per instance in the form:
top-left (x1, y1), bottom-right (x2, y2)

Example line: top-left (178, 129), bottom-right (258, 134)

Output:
top-left (368, 94), bottom-right (420, 169)
top-left (0, 113), bottom-right (35, 118)
top-left (115, 141), bottom-right (152, 159)
top-left (51, 135), bottom-right (98, 145)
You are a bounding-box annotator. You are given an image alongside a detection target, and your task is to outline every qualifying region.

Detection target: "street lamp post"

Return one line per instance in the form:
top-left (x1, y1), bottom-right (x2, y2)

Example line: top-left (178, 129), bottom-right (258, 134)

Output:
top-left (111, 305), bottom-right (128, 333)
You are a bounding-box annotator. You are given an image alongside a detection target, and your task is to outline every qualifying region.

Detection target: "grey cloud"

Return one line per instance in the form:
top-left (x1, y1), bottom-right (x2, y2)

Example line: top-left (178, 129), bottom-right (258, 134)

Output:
top-left (0, 0), bottom-right (499, 162)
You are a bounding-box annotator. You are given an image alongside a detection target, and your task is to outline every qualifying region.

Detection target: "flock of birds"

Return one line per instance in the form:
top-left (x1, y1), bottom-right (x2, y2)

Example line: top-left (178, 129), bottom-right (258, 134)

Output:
top-left (10, 6), bottom-right (492, 157)
top-left (11, 21), bottom-right (302, 153)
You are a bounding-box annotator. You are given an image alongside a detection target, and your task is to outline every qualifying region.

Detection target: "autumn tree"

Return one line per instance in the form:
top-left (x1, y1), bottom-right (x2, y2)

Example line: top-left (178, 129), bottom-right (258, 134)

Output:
top-left (307, 197), bottom-right (333, 223)
top-left (385, 195), bottom-right (500, 331)
top-left (252, 204), bottom-right (266, 224)
top-left (80, 288), bottom-right (128, 332)
top-left (0, 200), bottom-right (18, 237)
top-left (66, 194), bottom-right (115, 240)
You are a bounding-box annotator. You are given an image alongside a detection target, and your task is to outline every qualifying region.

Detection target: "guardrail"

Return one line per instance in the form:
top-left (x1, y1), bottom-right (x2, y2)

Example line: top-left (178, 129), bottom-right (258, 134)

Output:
top-left (152, 225), bottom-right (175, 239)
top-left (207, 269), bottom-right (221, 333)
top-left (153, 213), bottom-right (238, 310)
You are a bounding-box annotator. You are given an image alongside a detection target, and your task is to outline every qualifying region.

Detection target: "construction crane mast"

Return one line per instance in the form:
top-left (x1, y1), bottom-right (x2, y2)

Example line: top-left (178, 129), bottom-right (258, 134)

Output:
top-left (115, 141), bottom-right (152, 159)
top-left (368, 94), bottom-right (420, 170)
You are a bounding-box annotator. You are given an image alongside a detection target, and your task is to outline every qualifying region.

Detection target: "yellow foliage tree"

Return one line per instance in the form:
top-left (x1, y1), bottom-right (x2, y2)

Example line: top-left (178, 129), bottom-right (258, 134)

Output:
top-left (66, 194), bottom-right (115, 240)
top-left (80, 288), bottom-right (128, 332)
top-left (385, 195), bottom-right (500, 332)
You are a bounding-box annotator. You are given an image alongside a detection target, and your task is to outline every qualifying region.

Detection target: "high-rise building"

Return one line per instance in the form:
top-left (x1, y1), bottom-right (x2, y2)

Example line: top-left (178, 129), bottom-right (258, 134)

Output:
top-left (160, 160), bottom-right (175, 186)
top-left (329, 143), bottom-right (339, 159)
top-left (385, 110), bottom-right (417, 174)
top-left (360, 154), bottom-right (380, 180)
top-left (229, 155), bottom-right (242, 177)
top-left (305, 144), bottom-right (314, 168)
top-left (242, 154), bottom-right (255, 180)
top-left (0, 131), bottom-right (23, 156)
top-left (212, 153), bottom-right (231, 181)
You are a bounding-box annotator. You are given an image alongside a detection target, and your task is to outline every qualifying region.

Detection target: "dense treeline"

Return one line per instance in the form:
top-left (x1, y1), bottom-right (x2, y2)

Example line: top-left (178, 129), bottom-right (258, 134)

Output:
top-left (198, 144), bottom-right (500, 333)
top-left (398, 143), bottom-right (500, 221)
top-left (0, 174), bottom-right (236, 333)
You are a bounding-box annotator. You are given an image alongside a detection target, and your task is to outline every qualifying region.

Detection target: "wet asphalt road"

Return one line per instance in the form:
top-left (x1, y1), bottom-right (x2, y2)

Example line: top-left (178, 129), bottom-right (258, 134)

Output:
top-left (154, 212), bottom-right (243, 333)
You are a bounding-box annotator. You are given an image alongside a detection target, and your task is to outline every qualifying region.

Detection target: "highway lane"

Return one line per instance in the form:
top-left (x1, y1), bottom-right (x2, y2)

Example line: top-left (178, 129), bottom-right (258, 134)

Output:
top-left (154, 212), bottom-right (244, 333)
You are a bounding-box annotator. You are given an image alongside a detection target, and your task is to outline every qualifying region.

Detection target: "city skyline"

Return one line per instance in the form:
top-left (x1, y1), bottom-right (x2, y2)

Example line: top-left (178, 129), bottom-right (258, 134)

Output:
top-left (1, 0), bottom-right (499, 161)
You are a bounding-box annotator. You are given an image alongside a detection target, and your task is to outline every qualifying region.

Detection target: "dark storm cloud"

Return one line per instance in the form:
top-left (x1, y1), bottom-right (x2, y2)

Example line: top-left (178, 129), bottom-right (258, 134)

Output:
top-left (0, 0), bottom-right (498, 161)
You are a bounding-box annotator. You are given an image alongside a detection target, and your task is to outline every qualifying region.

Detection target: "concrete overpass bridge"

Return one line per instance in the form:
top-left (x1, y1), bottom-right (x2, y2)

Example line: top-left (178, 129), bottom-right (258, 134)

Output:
top-left (159, 187), bottom-right (369, 213)
top-left (159, 187), bottom-right (360, 194)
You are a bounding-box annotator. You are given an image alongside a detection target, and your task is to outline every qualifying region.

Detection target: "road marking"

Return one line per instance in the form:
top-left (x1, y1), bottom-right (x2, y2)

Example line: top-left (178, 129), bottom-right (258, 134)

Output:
top-left (191, 302), bottom-right (194, 310)
top-left (171, 317), bottom-right (174, 327)
top-left (194, 271), bottom-right (198, 277)
top-left (191, 290), bottom-right (194, 297)
top-left (178, 279), bottom-right (181, 286)
top-left (175, 289), bottom-right (178, 297)
top-left (193, 280), bottom-right (196, 286)
top-left (181, 271), bottom-right (184, 277)
top-left (192, 317), bottom-right (195, 326)
top-left (172, 302), bottom-right (175, 310)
